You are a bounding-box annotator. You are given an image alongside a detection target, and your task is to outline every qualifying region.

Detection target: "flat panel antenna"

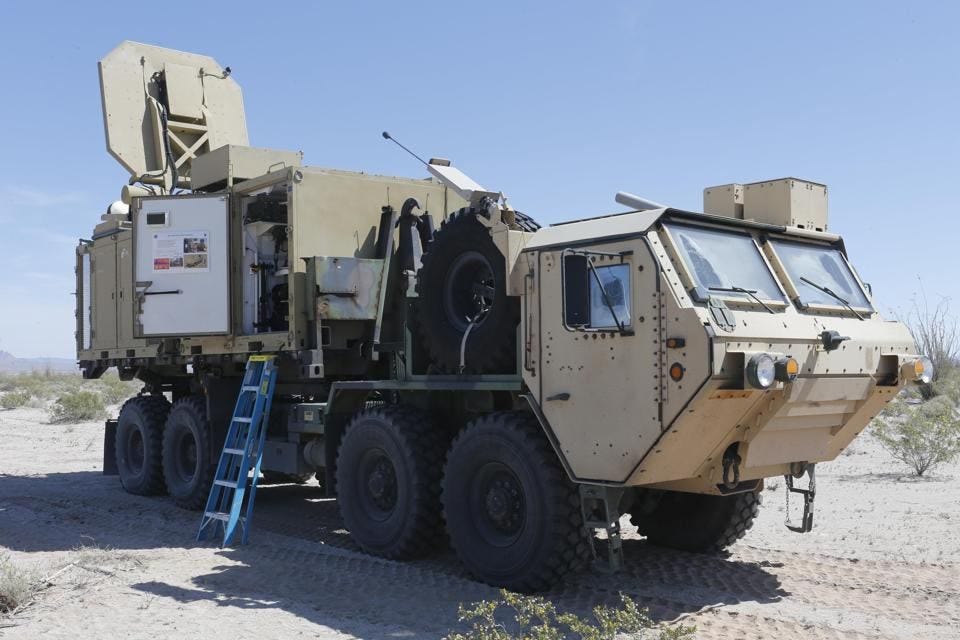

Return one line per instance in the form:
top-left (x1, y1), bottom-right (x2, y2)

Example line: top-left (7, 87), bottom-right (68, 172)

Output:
top-left (99, 41), bottom-right (249, 189)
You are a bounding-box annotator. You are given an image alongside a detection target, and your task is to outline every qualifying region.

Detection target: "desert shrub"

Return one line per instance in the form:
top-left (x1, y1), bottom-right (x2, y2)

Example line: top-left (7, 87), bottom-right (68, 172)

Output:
top-left (0, 390), bottom-right (31, 409)
top-left (874, 396), bottom-right (960, 476)
top-left (49, 390), bottom-right (108, 423)
top-left (932, 368), bottom-right (960, 406)
top-left (0, 554), bottom-right (39, 614)
top-left (900, 289), bottom-right (959, 399)
top-left (446, 589), bottom-right (695, 640)
top-left (91, 373), bottom-right (139, 405)
top-left (0, 371), bottom-right (82, 400)
top-left (878, 396), bottom-right (909, 420)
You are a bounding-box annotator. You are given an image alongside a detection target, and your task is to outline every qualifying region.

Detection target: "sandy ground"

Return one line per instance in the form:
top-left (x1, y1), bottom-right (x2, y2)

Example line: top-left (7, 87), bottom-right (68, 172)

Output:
top-left (1, 405), bottom-right (958, 639)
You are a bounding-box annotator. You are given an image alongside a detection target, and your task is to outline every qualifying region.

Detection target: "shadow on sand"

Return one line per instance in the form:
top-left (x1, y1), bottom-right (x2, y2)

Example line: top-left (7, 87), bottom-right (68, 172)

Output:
top-left (1, 470), bottom-right (787, 638)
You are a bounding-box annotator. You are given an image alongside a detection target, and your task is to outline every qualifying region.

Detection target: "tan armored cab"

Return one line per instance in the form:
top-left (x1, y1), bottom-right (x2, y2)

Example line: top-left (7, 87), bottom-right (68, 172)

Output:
top-left (76, 41), bottom-right (930, 592)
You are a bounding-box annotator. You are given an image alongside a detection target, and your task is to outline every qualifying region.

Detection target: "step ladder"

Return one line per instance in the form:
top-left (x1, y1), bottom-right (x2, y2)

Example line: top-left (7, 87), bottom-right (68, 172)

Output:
top-left (197, 355), bottom-right (278, 546)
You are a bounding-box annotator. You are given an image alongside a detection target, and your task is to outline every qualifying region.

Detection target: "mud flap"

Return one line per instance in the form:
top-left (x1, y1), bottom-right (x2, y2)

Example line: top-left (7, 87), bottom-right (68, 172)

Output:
top-left (102, 419), bottom-right (118, 475)
top-left (204, 375), bottom-right (243, 464)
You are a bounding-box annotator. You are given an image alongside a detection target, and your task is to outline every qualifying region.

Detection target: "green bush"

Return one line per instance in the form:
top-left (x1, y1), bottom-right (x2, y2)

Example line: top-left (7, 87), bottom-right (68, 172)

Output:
top-left (0, 371), bottom-right (82, 400)
top-left (0, 371), bottom-right (139, 411)
top-left (874, 395), bottom-right (960, 476)
top-left (446, 590), bottom-right (694, 640)
top-left (0, 390), bottom-right (31, 409)
top-left (49, 390), bottom-right (108, 424)
top-left (932, 367), bottom-right (960, 405)
top-left (91, 373), bottom-right (139, 405)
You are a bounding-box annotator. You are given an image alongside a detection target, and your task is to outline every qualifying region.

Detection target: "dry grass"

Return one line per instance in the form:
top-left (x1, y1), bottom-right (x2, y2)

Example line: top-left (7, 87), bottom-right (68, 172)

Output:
top-left (0, 554), bottom-right (40, 615)
top-left (0, 544), bottom-right (144, 621)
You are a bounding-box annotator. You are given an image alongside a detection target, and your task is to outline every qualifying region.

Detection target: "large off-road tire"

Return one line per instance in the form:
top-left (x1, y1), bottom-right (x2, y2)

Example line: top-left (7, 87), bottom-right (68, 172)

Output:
top-left (630, 489), bottom-right (762, 553)
top-left (416, 208), bottom-right (531, 373)
top-left (336, 405), bottom-right (446, 559)
top-left (115, 395), bottom-right (170, 496)
top-left (162, 396), bottom-right (216, 510)
top-left (509, 210), bottom-right (541, 233)
top-left (442, 412), bottom-right (588, 592)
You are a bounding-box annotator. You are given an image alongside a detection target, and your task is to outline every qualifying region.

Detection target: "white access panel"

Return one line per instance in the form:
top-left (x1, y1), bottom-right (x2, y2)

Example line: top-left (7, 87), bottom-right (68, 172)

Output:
top-left (134, 195), bottom-right (230, 336)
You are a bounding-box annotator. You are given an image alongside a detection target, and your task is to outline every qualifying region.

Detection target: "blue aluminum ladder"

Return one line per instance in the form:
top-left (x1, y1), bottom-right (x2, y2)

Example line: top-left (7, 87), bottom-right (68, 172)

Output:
top-left (197, 355), bottom-right (277, 546)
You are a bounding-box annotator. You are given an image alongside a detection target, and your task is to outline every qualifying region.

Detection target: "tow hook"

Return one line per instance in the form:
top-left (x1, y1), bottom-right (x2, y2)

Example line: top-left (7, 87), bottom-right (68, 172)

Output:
top-left (721, 450), bottom-right (742, 490)
top-left (785, 462), bottom-right (816, 533)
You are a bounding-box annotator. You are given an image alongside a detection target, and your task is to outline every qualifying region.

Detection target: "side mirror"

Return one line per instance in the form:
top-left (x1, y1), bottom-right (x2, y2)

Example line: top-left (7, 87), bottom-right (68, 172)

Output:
top-left (563, 254), bottom-right (590, 327)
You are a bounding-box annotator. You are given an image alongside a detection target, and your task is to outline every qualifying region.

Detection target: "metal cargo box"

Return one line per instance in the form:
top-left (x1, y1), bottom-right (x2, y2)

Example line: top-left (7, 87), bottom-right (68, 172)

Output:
top-left (191, 145), bottom-right (303, 191)
top-left (703, 183), bottom-right (744, 219)
top-left (741, 178), bottom-right (828, 231)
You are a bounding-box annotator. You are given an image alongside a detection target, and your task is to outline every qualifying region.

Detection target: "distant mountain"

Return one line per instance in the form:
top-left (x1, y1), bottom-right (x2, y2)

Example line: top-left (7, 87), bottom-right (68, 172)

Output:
top-left (0, 350), bottom-right (76, 373)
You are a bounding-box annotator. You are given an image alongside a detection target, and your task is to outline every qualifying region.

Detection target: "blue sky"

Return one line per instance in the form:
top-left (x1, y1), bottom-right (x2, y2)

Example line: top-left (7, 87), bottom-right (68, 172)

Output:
top-left (0, 1), bottom-right (956, 358)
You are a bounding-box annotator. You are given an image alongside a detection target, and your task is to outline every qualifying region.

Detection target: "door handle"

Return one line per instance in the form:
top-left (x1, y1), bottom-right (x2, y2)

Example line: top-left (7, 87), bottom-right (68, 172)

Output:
top-left (143, 289), bottom-right (182, 296)
top-left (546, 392), bottom-right (571, 402)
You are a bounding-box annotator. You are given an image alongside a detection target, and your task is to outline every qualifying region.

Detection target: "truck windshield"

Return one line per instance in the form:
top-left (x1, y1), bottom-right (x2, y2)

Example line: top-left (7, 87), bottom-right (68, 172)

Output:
top-left (770, 240), bottom-right (872, 311)
top-left (665, 224), bottom-right (783, 303)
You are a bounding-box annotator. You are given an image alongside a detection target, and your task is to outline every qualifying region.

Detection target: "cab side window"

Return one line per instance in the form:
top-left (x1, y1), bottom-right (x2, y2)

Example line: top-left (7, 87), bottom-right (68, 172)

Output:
top-left (563, 253), bottom-right (632, 331)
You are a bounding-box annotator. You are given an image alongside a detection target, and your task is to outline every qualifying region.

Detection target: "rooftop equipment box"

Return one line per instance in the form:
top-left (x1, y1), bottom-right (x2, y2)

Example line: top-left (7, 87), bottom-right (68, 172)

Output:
top-left (191, 145), bottom-right (303, 191)
top-left (703, 183), bottom-right (744, 219)
top-left (703, 178), bottom-right (828, 231)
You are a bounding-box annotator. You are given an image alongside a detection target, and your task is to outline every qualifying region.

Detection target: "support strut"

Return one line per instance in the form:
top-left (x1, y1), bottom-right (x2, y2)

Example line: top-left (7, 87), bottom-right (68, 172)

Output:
top-left (785, 463), bottom-right (816, 533)
top-left (579, 485), bottom-right (625, 573)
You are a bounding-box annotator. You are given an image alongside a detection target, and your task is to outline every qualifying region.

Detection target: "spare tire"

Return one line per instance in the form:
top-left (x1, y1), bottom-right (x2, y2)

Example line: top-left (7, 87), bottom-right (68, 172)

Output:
top-left (416, 208), bottom-right (526, 373)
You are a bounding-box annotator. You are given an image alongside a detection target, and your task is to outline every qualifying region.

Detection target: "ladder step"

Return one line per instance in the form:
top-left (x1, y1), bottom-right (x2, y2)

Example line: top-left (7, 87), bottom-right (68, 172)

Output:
top-left (198, 355), bottom-right (276, 546)
top-left (204, 511), bottom-right (230, 522)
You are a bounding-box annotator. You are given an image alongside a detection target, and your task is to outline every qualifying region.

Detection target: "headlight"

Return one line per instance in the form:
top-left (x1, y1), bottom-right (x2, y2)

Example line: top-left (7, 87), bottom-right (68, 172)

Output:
top-left (914, 356), bottom-right (934, 384)
top-left (746, 354), bottom-right (776, 389)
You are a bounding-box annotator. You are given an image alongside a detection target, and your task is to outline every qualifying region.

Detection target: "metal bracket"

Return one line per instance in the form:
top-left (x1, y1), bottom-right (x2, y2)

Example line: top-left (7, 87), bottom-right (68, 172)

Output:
top-left (579, 485), bottom-right (625, 573)
top-left (785, 464), bottom-right (816, 533)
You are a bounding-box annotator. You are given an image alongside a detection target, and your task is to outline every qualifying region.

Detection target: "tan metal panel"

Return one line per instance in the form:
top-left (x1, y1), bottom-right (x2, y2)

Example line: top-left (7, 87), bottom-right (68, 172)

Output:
top-left (163, 62), bottom-right (204, 121)
top-left (522, 210), bottom-right (663, 251)
top-left (314, 257), bottom-right (384, 320)
top-left (116, 234), bottom-right (136, 347)
top-left (536, 240), bottom-right (661, 482)
top-left (90, 239), bottom-right (118, 350)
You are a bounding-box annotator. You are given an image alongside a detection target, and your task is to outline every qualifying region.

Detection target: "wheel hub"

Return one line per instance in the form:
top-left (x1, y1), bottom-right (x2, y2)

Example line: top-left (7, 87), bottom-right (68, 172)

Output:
top-left (476, 467), bottom-right (525, 539)
top-left (443, 251), bottom-right (495, 332)
top-left (365, 457), bottom-right (397, 511)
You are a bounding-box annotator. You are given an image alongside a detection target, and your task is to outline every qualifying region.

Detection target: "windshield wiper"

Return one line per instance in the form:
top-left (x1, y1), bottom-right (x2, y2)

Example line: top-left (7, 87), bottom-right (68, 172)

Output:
top-left (587, 262), bottom-right (628, 334)
top-left (799, 277), bottom-right (865, 320)
top-left (709, 286), bottom-right (776, 314)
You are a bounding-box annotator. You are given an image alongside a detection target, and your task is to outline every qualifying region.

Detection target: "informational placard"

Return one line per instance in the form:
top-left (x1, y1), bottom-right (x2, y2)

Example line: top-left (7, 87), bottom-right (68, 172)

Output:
top-left (152, 229), bottom-right (210, 273)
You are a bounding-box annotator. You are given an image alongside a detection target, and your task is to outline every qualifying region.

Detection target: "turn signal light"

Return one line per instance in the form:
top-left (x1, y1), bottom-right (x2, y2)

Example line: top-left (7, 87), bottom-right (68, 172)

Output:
top-left (913, 356), bottom-right (933, 384)
top-left (669, 362), bottom-right (685, 381)
top-left (775, 357), bottom-right (800, 382)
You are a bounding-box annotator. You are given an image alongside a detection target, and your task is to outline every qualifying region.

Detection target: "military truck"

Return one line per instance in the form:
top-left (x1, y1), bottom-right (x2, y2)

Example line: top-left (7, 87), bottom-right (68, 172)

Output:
top-left (76, 41), bottom-right (931, 591)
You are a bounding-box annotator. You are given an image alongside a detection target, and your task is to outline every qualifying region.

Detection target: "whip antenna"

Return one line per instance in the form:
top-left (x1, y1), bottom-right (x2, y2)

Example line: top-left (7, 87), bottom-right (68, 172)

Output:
top-left (382, 131), bottom-right (429, 167)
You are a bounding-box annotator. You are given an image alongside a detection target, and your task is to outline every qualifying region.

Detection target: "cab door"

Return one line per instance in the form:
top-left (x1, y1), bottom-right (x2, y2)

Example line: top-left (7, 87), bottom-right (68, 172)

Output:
top-left (537, 240), bottom-right (661, 483)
